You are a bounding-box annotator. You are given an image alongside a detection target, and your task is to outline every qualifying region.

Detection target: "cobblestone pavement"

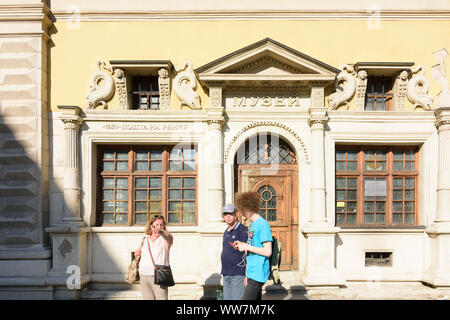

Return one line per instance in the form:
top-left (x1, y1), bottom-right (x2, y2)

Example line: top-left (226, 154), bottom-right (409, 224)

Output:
top-left (262, 282), bottom-right (450, 300)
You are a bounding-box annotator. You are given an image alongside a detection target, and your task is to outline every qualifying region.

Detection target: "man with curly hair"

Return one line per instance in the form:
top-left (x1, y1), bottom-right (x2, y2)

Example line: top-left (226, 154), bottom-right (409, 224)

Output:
top-left (233, 191), bottom-right (273, 300)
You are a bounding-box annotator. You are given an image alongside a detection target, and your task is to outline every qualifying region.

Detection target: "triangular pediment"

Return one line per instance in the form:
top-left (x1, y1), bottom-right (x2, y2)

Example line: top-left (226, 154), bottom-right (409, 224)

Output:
top-left (195, 38), bottom-right (339, 86)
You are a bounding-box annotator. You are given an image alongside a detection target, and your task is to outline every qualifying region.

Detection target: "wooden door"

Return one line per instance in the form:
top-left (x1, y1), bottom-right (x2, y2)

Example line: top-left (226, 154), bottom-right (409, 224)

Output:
top-left (238, 164), bottom-right (298, 270)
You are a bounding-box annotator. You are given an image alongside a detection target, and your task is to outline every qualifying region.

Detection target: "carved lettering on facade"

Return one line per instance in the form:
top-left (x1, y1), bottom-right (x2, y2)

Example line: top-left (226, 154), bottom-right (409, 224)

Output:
top-left (102, 123), bottom-right (189, 131)
top-left (231, 96), bottom-right (301, 108)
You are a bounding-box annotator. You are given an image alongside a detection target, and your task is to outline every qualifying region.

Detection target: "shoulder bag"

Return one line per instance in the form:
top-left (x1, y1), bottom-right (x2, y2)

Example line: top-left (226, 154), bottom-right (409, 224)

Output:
top-left (147, 236), bottom-right (175, 287)
top-left (125, 237), bottom-right (145, 284)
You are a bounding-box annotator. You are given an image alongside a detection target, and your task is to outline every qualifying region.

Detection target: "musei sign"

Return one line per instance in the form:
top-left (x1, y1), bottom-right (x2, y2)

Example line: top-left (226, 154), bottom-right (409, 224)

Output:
top-left (226, 96), bottom-right (309, 109)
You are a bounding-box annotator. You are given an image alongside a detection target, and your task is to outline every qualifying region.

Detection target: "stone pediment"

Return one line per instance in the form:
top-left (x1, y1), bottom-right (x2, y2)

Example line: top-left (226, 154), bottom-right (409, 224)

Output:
top-left (195, 38), bottom-right (339, 88)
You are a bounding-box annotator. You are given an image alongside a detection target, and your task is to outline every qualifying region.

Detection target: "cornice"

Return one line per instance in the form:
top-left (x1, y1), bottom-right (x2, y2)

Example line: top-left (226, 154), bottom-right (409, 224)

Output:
top-left (50, 10), bottom-right (450, 21)
top-left (328, 110), bottom-right (437, 123)
top-left (0, 3), bottom-right (54, 36)
top-left (80, 109), bottom-right (210, 123)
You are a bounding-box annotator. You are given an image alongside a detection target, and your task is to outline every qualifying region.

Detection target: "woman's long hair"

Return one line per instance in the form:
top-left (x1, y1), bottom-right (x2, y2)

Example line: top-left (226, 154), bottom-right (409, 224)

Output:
top-left (144, 215), bottom-right (167, 235)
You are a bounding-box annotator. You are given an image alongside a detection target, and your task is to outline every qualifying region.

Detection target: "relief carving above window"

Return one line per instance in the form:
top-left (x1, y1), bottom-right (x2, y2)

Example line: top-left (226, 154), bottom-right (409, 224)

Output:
top-left (327, 64), bottom-right (356, 110)
top-left (86, 60), bottom-right (115, 109)
top-left (85, 60), bottom-right (174, 110)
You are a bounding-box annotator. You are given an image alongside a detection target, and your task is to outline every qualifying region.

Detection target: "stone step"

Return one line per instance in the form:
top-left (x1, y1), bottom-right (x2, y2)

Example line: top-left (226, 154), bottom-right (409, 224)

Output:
top-left (80, 289), bottom-right (143, 300)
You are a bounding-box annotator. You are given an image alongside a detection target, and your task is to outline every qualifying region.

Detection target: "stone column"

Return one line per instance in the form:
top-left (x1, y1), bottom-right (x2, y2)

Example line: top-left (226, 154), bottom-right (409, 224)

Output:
top-left (59, 106), bottom-right (85, 226)
top-left (301, 84), bottom-right (345, 288)
top-left (205, 86), bottom-right (225, 225)
top-left (434, 108), bottom-right (450, 225)
top-left (308, 105), bottom-right (328, 225)
top-left (197, 86), bottom-right (225, 294)
top-left (46, 106), bottom-right (88, 299)
top-left (423, 107), bottom-right (450, 288)
top-left (206, 117), bottom-right (225, 224)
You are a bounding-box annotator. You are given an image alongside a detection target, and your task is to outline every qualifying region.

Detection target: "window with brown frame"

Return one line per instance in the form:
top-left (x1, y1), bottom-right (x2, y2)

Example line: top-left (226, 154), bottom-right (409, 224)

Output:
top-left (131, 75), bottom-right (160, 110)
top-left (364, 76), bottom-right (393, 111)
top-left (335, 146), bottom-right (418, 226)
top-left (97, 145), bottom-right (197, 226)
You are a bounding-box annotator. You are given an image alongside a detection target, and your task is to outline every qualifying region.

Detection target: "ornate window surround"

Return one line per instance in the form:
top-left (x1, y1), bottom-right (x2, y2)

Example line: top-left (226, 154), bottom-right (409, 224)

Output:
top-left (109, 60), bottom-right (173, 111)
top-left (353, 62), bottom-right (414, 112)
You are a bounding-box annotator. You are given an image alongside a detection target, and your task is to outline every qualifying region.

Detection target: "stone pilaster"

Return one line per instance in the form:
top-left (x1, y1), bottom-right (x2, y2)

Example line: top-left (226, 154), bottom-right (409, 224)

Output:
top-left (196, 87), bottom-right (225, 290)
top-left (0, 1), bottom-right (53, 298)
top-left (205, 107), bottom-right (225, 225)
top-left (301, 88), bottom-right (344, 288)
top-left (58, 106), bottom-right (85, 226)
top-left (423, 107), bottom-right (450, 288)
top-left (46, 106), bottom-right (88, 299)
top-left (307, 106), bottom-right (328, 225)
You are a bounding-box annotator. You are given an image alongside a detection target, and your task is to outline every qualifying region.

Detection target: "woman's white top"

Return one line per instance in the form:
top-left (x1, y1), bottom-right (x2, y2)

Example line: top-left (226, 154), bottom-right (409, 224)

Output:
top-left (139, 234), bottom-right (170, 276)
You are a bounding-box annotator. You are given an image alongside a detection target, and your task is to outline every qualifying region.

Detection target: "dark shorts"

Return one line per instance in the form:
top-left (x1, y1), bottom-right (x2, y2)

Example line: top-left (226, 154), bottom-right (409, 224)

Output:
top-left (242, 278), bottom-right (264, 300)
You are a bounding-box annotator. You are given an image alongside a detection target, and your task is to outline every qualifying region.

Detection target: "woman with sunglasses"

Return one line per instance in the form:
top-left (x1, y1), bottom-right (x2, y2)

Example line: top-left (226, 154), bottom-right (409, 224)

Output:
top-left (134, 215), bottom-right (173, 300)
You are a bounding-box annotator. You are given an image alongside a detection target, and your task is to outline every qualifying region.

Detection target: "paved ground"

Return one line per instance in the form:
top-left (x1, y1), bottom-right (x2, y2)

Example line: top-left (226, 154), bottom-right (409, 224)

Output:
top-left (79, 281), bottom-right (450, 300)
top-left (262, 282), bottom-right (450, 300)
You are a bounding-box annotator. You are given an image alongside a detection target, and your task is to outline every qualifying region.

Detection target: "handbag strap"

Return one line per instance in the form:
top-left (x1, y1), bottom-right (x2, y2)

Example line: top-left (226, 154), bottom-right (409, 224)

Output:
top-left (146, 236), bottom-right (157, 270)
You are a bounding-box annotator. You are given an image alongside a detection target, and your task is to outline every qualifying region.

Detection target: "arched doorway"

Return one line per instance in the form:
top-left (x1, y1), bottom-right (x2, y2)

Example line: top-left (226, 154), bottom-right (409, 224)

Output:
top-left (235, 133), bottom-right (298, 271)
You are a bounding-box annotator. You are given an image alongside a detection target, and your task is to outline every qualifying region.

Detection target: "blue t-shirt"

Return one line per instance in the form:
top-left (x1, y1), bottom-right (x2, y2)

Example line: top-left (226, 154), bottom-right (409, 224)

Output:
top-left (246, 217), bottom-right (273, 283)
top-left (221, 222), bottom-right (248, 276)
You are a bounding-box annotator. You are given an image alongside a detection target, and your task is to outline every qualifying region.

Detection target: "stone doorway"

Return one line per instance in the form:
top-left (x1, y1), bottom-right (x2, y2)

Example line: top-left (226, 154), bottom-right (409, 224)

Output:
top-left (235, 133), bottom-right (298, 270)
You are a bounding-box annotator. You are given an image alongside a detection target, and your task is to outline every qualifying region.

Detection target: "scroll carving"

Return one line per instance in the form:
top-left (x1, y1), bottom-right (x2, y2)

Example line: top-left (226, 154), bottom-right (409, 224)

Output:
top-left (327, 64), bottom-right (356, 110)
top-left (86, 60), bottom-right (115, 109)
top-left (174, 62), bottom-right (201, 109)
top-left (407, 65), bottom-right (434, 110)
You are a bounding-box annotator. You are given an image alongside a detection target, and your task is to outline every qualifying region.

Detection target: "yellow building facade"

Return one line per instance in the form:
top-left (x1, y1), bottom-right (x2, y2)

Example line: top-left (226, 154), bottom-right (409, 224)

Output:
top-left (1, 0), bottom-right (450, 299)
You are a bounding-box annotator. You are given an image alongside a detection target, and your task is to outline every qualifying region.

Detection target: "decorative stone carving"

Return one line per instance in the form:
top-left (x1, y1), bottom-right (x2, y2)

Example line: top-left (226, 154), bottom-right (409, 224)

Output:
top-left (210, 87), bottom-right (223, 108)
top-left (86, 60), bottom-right (115, 109)
top-left (58, 239), bottom-right (73, 259)
top-left (355, 70), bottom-right (368, 111)
top-left (394, 70), bottom-right (410, 111)
top-left (432, 48), bottom-right (450, 109)
top-left (113, 68), bottom-right (128, 110)
top-left (158, 68), bottom-right (171, 110)
top-left (311, 87), bottom-right (325, 108)
top-left (174, 62), bottom-right (201, 109)
top-left (327, 64), bottom-right (356, 110)
top-left (407, 65), bottom-right (434, 110)
top-left (227, 56), bottom-right (304, 74)
top-left (224, 121), bottom-right (310, 164)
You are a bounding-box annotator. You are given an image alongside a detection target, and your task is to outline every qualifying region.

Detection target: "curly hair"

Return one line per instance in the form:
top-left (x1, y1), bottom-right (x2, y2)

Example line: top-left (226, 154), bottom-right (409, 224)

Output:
top-left (235, 191), bottom-right (260, 214)
top-left (144, 215), bottom-right (166, 235)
